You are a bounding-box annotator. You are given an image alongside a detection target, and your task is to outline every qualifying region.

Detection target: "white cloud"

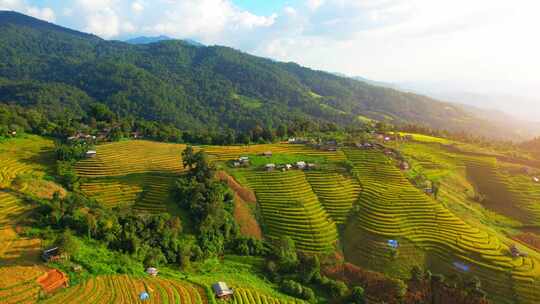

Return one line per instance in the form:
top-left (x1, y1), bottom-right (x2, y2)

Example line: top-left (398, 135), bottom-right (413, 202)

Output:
top-left (131, 1), bottom-right (143, 13)
top-left (26, 6), bottom-right (55, 22)
top-left (84, 7), bottom-right (120, 38)
top-left (0, 0), bottom-right (22, 10)
top-left (142, 0), bottom-right (275, 41)
top-left (0, 0), bottom-right (55, 22)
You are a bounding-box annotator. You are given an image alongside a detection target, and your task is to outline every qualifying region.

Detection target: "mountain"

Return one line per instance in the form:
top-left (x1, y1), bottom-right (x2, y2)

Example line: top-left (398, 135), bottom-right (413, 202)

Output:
top-left (0, 11), bottom-right (532, 139)
top-left (125, 35), bottom-right (174, 44)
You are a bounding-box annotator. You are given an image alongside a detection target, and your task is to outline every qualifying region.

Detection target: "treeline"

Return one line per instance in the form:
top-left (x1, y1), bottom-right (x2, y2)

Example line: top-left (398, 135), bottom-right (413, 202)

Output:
top-left (1, 101), bottom-right (340, 145)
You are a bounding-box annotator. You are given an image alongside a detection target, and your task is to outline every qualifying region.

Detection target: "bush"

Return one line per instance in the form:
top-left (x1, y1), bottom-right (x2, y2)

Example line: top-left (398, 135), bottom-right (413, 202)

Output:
top-left (325, 279), bottom-right (349, 298)
top-left (280, 280), bottom-right (315, 303)
top-left (351, 286), bottom-right (366, 304)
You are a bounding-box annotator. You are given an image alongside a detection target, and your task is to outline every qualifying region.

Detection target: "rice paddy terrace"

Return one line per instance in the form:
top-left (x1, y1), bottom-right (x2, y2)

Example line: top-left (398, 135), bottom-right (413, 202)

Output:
top-left (75, 140), bottom-right (187, 213)
top-left (243, 170), bottom-right (339, 252)
top-left (41, 274), bottom-right (205, 304)
top-left (0, 136), bottom-right (58, 304)
top-left (205, 144), bottom-right (354, 252)
top-left (342, 148), bottom-right (540, 304)
top-left (204, 144), bottom-right (346, 162)
top-left (232, 288), bottom-right (305, 304)
top-left (464, 156), bottom-right (540, 226)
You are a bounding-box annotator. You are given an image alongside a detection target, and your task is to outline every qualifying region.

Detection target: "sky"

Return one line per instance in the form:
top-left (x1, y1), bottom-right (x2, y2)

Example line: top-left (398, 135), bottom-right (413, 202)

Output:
top-left (1, 0), bottom-right (540, 109)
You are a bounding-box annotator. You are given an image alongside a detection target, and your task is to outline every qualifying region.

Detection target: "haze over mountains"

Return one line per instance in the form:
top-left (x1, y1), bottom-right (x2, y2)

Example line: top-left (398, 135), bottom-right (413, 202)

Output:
top-left (0, 11), bottom-right (538, 140)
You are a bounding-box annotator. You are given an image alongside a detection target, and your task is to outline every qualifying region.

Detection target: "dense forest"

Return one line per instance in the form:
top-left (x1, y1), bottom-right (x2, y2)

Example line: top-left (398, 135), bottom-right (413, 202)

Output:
top-left (0, 11), bottom-right (527, 141)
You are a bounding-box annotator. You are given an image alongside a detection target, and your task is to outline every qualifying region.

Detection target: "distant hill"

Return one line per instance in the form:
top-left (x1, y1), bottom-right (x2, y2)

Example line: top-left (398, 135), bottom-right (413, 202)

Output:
top-left (126, 35), bottom-right (204, 47)
top-left (125, 35), bottom-right (174, 44)
top-left (0, 10), bottom-right (531, 139)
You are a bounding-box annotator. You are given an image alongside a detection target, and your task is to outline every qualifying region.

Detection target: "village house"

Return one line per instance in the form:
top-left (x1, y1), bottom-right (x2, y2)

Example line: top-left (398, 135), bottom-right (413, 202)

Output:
top-left (146, 267), bottom-right (158, 277)
top-left (400, 161), bottom-right (410, 171)
top-left (212, 282), bottom-right (234, 299)
top-left (239, 156), bottom-right (249, 165)
top-left (85, 150), bottom-right (97, 158)
top-left (285, 164), bottom-right (292, 170)
top-left (41, 247), bottom-right (63, 262)
top-left (533, 177), bottom-right (539, 183)
top-left (265, 163), bottom-right (276, 171)
top-left (307, 163), bottom-right (316, 170)
top-left (262, 151), bottom-right (273, 157)
top-left (296, 161), bottom-right (307, 170)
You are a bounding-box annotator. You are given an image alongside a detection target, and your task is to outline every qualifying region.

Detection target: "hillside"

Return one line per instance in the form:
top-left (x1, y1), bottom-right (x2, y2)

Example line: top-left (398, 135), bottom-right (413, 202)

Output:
top-left (0, 11), bottom-right (525, 140)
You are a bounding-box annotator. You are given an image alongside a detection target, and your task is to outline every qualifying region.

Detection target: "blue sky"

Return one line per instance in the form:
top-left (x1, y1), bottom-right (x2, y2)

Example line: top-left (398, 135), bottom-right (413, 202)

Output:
top-left (1, 0), bottom-right (539, 119)
top-left (233, 0), bottom-right (293, 15)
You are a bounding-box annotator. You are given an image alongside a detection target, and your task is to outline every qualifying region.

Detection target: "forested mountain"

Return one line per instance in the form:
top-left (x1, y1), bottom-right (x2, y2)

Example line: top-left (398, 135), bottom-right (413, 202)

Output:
top-left (0, 11), bottom-right (526, 139)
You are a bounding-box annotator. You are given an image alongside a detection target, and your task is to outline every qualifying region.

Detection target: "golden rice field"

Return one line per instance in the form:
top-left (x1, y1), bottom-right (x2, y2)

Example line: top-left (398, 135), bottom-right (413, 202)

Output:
top-left (232, 288), bottom-right (305, 304)
top-left (0, 135), bottom-right (55, 189)
top-left (75, 140), bottom-right (187, 177)
top-left (41, 274), bottom-right (205, 304)
top-left (343, 149), bottom-right (540, 304)
top-left (76, 140), bottom-right (186, 212)
top-left (464, 156), bottom-right (540, 226)
top-left (305, 171), bottom-right (360, 224)
top-left (204, 144), bottom-right (346, 162)
top-left (243, 170), bottom-right (338, 252)
top-left (0, 265), bottom-right (47, 304)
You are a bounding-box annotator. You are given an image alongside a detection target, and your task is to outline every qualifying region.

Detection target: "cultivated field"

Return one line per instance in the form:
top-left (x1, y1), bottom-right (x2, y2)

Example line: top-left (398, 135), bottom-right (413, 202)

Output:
top-left (305, 171), bottom-right (360, 224)
top-left (0, 136), bottom-right (57, 304)
top-left (75, 140), bottom-right (186, 212)
top-left (41, 274), bottom-right (205, 304)
top-left (343, 148), bottom-right (540, 303)
top-left (232, 288), bottom-right (305, 304)
top-left (243, 170), bottom-right (338, 252)
top-left (204, 144), bottom-right (346, 163)
top-left (464, 156), bottom-right (540, 226)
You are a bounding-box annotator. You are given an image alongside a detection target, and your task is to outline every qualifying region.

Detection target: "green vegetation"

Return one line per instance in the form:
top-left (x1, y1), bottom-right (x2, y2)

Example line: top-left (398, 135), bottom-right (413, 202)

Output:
top-left (0, 10), bottom-right (526, 143)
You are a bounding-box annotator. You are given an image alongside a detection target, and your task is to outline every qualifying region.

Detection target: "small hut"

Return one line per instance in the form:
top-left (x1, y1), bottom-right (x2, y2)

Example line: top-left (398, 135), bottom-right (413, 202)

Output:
top-left (265, 164), bottom-right (276, 171)
top-left (212, 282), bottom-right (234, 299)
top-left (41, 247), bottom-right (61, 262)
top-left (146, 267), bottom-right (158, 277)
top-left (85, 150), bottom-right (97, 158)
top-left (296, 161), bottom-right (306, 170)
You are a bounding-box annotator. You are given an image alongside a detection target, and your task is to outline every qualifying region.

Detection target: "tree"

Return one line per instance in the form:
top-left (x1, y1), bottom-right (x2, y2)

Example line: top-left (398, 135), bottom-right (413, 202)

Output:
top-left (55, 229), bottom-right (79, 258)
top-left (298, 253), bottom-right (320, 283)
top-left (273, 236), bottom-right (298, 271)
top-left (351, 286), bottom-right (366, 304)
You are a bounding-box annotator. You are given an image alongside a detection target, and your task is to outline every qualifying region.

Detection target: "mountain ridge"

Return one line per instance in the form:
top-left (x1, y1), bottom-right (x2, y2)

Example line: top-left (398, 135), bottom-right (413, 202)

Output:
top-left (0, 11), bottom-right (534, 140)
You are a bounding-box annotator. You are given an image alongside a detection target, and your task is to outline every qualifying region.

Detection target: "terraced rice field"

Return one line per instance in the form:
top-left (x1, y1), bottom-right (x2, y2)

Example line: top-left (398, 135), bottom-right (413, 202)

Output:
top-left (231, 288), bottom-right (304, 304)
top-left (305, 171), bottom-right (361, 224)
top-left (75, 140), bottom-right (186, 177)
top-left (0, 265), bottom-right (47, 304)
top-left (80, 179), bottom-right (143, 208)
top-left (0, 191), bottom-right (42, 264)
top-left (0, 136), bottom-right (55, 189)
top-left (243, 170), bottom-right (338, 252)
top-left (343, 149), bottom-right (540, 304)
top-left (76, 141), bottom-right (186, 212)
top-left (41, 274), bottom-right (206, 304)
top-left (464, 156), bottom-right (540, 226)
top-left (133, 174), bottom-right (176, 213)
top-left (204, 144), bottom-right (346, 162)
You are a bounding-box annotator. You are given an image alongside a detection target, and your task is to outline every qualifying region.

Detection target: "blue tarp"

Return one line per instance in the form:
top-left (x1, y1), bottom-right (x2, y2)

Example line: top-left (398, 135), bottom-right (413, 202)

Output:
top-left (140, 292), bottom-right (150, 300)
top-left (453, 262), bottom-right (470, 272)
top-left (387, 239), bottom-right (399, 249)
